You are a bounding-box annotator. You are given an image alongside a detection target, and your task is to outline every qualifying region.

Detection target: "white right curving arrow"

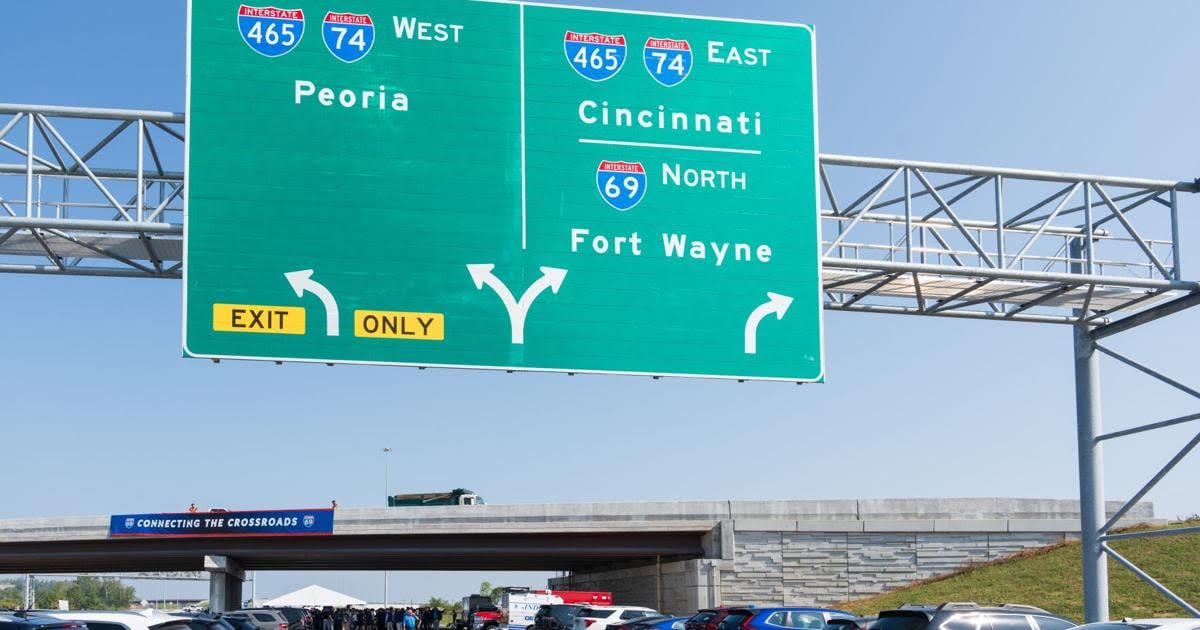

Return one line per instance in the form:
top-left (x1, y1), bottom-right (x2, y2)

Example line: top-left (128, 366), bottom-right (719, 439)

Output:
top-left (467, 264), bottom-right (568, 344)
top-left (285, 269), bottom-right (340, 336)
top-left (744, 292), bottom-right (794, 355)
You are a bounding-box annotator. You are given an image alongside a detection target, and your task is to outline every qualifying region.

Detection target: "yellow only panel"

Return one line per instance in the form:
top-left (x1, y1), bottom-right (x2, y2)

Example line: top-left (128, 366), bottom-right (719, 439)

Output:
top-left (213, 304), bottom-right (306, 335)
top-left (355, 310), bottom-right (445, 341)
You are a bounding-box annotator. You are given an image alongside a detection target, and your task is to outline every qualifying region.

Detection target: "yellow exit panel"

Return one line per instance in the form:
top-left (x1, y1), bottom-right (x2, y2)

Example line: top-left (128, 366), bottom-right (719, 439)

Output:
top-left (355, 311), bottom-right (445, 341)
top-left (213, 304), bottom-right (306, 335)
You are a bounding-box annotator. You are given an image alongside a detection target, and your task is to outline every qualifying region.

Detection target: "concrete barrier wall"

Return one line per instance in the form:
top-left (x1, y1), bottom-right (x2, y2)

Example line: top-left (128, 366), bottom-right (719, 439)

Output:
top-left (722, 530), bottom-right (1072, 606)
top-left (552, 498), bottom-right (1157, 612)
top-left (551, 529), bottom-right (1075, 612)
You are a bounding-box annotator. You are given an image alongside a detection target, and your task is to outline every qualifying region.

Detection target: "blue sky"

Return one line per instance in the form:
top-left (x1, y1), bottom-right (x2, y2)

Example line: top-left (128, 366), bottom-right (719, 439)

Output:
top-left (4, 0), bottom-right (1200, 605)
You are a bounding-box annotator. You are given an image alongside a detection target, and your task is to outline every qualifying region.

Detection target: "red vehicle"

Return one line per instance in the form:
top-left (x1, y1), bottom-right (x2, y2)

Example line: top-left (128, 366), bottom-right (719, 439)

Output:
top-left (685, 610), bottom-right (734, 630)
top-left (459, 595), bottom-right (502, 630)
top-left (553, 592), bottom-right (613, 606)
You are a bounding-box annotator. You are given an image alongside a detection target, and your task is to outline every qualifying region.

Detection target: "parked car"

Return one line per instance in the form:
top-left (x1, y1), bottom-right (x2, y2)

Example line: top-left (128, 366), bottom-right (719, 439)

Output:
top-left (609, 617), bottom-right (671, 630)
top-left (686, 610), bottom-right (730, 630)
top-left (39, 611), bottom-right (195, 630)
top-left (0, 613), bottom-right (89, 630)
top-left (225, 612), bottom-right (287, 630)
top-left (642, 619), bottom-right (688, 630)
top-left (869, 604), bottom-right (1076, 630)
top-left (218, 618), bottom-right (259, 630)
top-left (1074, 621), bottom-right (1200, 630)
top-left (825, 618), bottom-right (872, 630)
top-left (573, 608), bottom-right (659, 630)
top-left (169, 614), bottom-right (237, 630)
top-left (688, 609), bottom-right (766, 630)
top-left (268, 610), bottom-right (309, 630)
top-left (715, 608), bottom-right (857, 630)
top-left (535, 606), bottom-right (585, 630)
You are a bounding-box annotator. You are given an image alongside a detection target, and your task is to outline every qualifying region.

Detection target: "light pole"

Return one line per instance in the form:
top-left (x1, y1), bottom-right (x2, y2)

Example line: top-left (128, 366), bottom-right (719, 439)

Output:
top-left (382, 447), bottom-right (392, 606)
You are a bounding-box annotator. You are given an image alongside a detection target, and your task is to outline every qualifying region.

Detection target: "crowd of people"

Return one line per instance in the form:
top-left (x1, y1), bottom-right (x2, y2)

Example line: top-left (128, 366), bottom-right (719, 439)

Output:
top-left (308, 607), bottom-right (447, 630)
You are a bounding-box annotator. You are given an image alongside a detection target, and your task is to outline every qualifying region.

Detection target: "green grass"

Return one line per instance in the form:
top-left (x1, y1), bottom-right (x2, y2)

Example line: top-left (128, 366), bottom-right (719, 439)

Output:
top-left (837, 521), bottom-right (1200, 622)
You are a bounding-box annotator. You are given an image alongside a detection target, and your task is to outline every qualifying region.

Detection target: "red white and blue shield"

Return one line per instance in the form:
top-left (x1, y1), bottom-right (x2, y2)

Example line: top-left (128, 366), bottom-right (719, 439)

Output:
top-left (643, 37), bottom-right (693, 87)
top-left (322, 12), bottom-right (375, 63)
top-left (596, 161), bottom-right (647, 212)
top-left (237, 5), bottom-right (304, 58)
top-left (564, 32), bottom-right (627, 82)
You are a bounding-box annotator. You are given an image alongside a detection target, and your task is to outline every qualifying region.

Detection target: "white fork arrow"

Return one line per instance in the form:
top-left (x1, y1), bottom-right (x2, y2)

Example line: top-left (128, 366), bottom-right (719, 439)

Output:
top-left (285, 269), bottom-right (340, 336)
top-left (744, 292), bottom-right (794, 355)
top-left (467, 264), bottom-right (568, 344)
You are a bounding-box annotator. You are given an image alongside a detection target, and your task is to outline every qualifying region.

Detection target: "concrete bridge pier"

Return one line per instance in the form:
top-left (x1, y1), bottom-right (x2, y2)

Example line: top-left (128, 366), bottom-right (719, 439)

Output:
top-left (206, 555), bottom-right (244, 613)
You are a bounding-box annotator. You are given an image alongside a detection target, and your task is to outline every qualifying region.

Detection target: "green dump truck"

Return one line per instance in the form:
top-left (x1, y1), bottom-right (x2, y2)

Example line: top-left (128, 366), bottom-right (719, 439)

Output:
top-left (387, 488), bottom-right (485, 507)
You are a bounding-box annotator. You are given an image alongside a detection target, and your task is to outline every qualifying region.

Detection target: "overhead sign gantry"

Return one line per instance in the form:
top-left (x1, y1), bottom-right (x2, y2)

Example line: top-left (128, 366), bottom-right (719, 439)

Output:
top-left (182, 0), bottom-right (824, 382)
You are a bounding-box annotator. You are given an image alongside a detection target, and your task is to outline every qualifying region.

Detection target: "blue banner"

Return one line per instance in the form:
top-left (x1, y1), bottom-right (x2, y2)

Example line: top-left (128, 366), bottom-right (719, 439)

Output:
top-left (110, 509), bottom-right (334, 537)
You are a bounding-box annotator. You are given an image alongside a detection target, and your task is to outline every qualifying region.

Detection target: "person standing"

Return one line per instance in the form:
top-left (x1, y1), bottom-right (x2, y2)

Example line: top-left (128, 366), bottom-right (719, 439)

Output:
top-left (403, 610), bottom-right (417, 630)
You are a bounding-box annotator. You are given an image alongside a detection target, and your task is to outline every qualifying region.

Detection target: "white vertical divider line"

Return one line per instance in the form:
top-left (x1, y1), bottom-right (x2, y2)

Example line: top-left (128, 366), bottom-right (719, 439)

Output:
top-left (520, 3), bottom-right (528, 250)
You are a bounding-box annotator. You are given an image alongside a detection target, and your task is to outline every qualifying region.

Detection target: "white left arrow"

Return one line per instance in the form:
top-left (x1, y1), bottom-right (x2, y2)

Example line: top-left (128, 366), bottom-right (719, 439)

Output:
top-left (285, 269), bottom-right (340, 336)
top-left (744, 292), bottom-right (794, 355)
top-left (468, 264), bottom-right (568, 344)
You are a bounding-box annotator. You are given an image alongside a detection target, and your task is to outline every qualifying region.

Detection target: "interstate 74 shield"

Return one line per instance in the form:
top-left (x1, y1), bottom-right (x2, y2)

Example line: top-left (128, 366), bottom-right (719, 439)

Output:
top-left (596, 161), bottom-right (647, 212)
top-left (322, 12), bottom-right (375, 63)
top-left (644, 38), bottom-right (693, 87)
top-left (237, 5), bottom-right (304, 58)
top-left (564, 32), bottom-right (627, 81)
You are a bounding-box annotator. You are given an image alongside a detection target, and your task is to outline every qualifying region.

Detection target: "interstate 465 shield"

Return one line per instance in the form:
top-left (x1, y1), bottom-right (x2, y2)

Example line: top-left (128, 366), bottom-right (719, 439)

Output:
top-left (237, 5), bottom-right (304, 57)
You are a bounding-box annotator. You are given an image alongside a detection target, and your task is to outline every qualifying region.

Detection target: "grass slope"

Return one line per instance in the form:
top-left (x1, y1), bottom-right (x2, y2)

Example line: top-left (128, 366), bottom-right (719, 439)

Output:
top-left (838, 522), bottom-right (1199, 622)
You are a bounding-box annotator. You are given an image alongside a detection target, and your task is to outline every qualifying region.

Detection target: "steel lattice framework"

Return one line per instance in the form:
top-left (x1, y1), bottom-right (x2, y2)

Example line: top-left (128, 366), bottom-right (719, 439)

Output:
top-left (0, 105), bottom-right (184, 279)
top-left (2, 104), bottom-right (1197, 326)
top-left (1, 103), bottom-right (1198, 621)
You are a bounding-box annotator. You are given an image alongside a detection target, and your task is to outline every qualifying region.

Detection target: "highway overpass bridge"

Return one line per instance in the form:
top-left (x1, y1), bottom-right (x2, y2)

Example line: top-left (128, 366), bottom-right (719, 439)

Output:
top-left (0, 498), bottom-right (1154, 612)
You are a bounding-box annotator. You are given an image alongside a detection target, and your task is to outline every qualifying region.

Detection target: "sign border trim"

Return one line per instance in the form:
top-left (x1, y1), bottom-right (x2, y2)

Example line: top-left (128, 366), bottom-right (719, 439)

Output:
top-left (182, 0), bottom-right (825, 383)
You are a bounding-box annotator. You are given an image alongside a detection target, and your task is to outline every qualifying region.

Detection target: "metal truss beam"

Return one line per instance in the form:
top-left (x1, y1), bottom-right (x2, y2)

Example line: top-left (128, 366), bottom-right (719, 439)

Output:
top-left (0, 104), bottom-right (183, 279)
top-left (1101, 542), bottom-right (1200, 617)
top-left (2, 104), bottom-right (1197, 330)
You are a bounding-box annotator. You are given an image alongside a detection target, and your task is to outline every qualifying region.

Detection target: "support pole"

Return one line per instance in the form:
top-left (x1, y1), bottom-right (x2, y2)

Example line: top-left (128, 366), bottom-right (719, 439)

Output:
top-left (1170, 189), bottom-right (1182, 280)
top-left (25, 115), bottom-right (34, 218)
top-left (656, 554), bottom-right (663, 612)
top-left (1071, 240), bottom-right (1109, 623)
top-left (205, 555), bottom-right (245, 613)
top-left (382, 446), bottom-right (392, 606)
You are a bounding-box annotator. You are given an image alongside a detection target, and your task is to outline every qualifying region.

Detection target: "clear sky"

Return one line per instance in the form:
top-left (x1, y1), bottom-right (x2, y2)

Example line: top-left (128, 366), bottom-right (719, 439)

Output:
top-left (3, 0), bottom-right (1200, 606)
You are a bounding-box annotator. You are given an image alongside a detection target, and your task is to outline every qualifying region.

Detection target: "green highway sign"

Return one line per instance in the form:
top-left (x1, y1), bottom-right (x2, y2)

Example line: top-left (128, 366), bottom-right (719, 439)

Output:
top-left (184, 0), bottom-right (824, 382)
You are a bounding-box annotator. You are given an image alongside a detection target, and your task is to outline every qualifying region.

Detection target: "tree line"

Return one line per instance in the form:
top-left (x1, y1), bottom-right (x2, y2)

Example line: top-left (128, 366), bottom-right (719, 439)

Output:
top-left (0, 577), bottom-right (137, 610)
